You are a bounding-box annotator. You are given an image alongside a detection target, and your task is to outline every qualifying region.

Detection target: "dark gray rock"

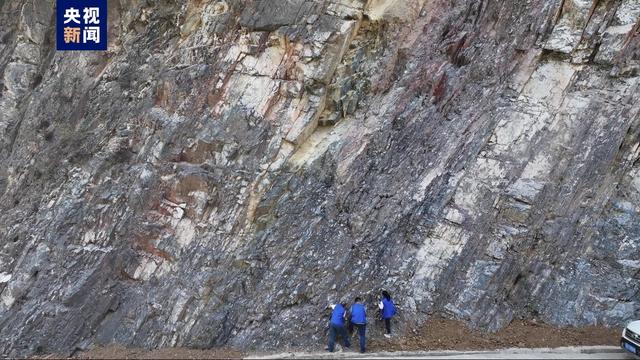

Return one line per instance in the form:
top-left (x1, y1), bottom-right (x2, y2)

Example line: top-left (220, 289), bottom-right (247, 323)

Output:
top-left (240, 0), bottom-right (312, 31)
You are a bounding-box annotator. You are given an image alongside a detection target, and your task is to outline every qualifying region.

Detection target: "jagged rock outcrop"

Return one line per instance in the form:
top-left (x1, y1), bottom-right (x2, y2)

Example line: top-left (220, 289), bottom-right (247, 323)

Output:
top-left (0, 0), bottom-right (639, 357)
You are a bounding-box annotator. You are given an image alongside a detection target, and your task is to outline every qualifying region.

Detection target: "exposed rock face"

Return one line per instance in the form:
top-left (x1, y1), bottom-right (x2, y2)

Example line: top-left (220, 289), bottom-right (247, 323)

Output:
top-left (0, 0), bottom-right (639, 356)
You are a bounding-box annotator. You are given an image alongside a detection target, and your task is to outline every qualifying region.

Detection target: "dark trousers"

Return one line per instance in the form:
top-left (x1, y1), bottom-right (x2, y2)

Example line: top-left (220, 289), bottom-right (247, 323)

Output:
top-left (349, 323), bottom-right (366, 353)
top-left (328, 323), bottom-right (350, 352)
top-left (384, 318), bottom-right (391, 334)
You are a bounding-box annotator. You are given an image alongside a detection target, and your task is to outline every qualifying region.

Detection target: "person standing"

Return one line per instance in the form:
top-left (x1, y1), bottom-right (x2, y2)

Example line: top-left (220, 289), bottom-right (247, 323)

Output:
top-left (378, 290), bottom-right (396, 338)
top-left (327, 302), bottom-right (351, 352)
top-left (349, 297), bottom-right (367, 353)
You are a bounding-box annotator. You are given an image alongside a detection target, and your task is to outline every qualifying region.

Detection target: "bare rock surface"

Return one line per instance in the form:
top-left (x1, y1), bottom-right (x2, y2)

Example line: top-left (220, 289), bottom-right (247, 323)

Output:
top-left (0, 0), bottom-right (639, 357)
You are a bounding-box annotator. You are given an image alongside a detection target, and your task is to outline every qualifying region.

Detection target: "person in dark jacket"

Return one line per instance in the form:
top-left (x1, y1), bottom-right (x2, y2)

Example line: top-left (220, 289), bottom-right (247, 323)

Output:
top-left (378, 290), bottom-right (396, 338)
top-left (327, 302), bottom-right (350, 352)
top-left (349, 297), bottom-right (367, 353)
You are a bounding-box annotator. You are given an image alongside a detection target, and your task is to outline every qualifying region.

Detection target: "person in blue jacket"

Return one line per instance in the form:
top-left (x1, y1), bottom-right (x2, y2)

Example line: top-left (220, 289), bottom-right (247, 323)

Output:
top-left (349, 297), bottom-right (367, 353)
top-left (327, 302), bottom-right (350, 352)
top-left (378, 290), bottom-right (396, 338)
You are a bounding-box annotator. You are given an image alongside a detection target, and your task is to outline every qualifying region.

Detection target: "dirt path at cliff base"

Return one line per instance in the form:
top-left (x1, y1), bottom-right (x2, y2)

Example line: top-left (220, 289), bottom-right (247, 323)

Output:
top-left (367, 317), bottom-right (620, 352)
top-left (56, 318), bottom-right (620, 359)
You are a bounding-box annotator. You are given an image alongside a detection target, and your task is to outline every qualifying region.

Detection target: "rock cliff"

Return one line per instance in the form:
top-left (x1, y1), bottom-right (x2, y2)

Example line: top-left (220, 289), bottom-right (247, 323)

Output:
top-left (0, 0), bottom-right (639, 357)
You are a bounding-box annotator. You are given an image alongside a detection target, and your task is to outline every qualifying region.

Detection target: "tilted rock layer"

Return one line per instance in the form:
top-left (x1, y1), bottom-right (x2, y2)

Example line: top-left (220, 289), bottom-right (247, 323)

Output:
top-left (0, 0), bottom-right (639, 356)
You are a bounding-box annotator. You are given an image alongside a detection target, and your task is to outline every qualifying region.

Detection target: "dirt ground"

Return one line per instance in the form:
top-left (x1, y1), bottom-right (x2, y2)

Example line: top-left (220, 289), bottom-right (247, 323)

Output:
top-left (46, 316), bottom-right (621, 359)
top-left (367, 316), bottom-right (620, 352)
